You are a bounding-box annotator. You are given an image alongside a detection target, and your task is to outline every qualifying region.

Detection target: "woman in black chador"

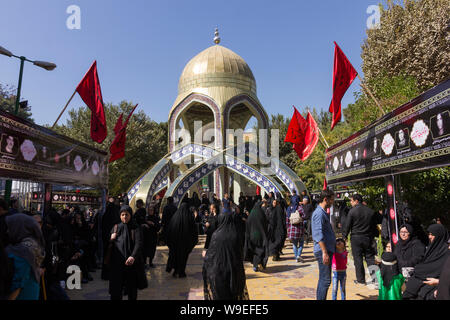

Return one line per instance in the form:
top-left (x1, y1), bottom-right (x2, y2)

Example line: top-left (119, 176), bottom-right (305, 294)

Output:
top-left (203, 213), bottom-right (250, 300)
top-left (165, 203), bottom-right (198, 278)
top-left (267, 199), bottom-right (285, 261)
top-left (109, 206), bottom-right (143, 300)
top-left (135, 200), bottom-right (160, 268)
top-left (243, 201), bottom-right (269, 272)
top-left (402, 224), bottom-right (449, 300)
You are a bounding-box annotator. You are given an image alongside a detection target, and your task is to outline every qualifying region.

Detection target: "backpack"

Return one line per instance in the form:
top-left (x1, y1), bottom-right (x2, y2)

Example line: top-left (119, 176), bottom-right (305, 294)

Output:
top-left (289, 208), bottom-right (303, 225)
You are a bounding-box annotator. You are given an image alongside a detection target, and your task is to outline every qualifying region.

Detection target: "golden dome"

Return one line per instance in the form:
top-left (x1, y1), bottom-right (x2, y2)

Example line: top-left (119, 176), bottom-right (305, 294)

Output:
top-left (173, 44), bottom-right (258, 110)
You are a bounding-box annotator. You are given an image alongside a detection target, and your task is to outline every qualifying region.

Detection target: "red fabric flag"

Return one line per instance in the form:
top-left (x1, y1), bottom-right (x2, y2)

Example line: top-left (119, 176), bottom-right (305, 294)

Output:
top-left (113, 113), bottom-right (123, 135)
top-left (285, 106), bottom-right (309, 159)
top-left (329, 42), bottom-right (358, 130)
top-left (76, 61), bottom-right (107, 143)
top-left (109, 104), bottom-right (138, 163)
top-left (323, 177), bottom-right (328, 190)
top-left (300, 112), bottom-right (320, 161)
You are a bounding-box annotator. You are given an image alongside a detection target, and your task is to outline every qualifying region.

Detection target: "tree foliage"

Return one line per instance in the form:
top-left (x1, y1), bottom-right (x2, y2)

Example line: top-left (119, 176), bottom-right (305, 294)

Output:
top-left (362, 0), bottom-right (450, 91)
top-left (52, 102), bottom-right (168, 195)
top-left (0, 84), bottom-right (34, 121)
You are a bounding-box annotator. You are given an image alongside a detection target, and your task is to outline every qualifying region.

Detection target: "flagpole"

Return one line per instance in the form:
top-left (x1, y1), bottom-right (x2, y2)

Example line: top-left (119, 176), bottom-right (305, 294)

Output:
top-left (52, 90), bottom-right (77, 129)
top-left (317, 126), bottom-right (330, 149)
top-left (357, 74), bottom-right (386, 116)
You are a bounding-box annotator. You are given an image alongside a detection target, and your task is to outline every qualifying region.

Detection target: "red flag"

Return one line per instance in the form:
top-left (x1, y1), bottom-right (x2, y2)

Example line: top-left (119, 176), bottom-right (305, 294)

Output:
top-left (323, 177), bottom-right (328, 190)
top-left (300, 112), bottom-right (320, 161)
top-left (285, 106), bottom-right (309, 156)
top-left (113, 113), bottom-right (123, 135)
top-left (109, 104), bottom-right (138, 163)
top-left (329, 42), bottom-right (358, 130)
top-left (76, 61), bottom-right (107, 143)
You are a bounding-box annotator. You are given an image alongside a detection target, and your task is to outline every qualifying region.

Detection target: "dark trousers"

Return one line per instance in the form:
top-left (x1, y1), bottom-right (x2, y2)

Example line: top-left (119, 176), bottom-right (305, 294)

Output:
top-left (350, 235), bottom-right (376, 284)
top-left (110, 265), bottom-right (138, 300)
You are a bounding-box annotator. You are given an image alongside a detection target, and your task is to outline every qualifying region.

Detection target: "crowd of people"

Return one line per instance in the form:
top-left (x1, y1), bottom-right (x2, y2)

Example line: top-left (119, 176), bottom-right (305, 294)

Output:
top-left (0, 187), bottom-right (448, 301)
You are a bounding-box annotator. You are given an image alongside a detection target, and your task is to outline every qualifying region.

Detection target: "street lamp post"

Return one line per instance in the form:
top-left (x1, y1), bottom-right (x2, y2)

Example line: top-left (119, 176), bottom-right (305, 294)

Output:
top-left (0, 45), bottom-right (56, 204)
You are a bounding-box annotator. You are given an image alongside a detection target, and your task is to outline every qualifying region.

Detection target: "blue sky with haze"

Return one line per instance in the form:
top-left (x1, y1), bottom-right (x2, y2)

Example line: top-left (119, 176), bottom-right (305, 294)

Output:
top-left (0, 0), bottom-right (382, 126)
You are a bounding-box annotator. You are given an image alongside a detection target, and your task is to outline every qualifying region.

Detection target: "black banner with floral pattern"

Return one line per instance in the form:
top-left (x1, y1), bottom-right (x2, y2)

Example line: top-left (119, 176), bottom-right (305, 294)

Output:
top-left (0, 110), bottom-right (108, 188)
top-left (325, 79), bottom-right (450, 185)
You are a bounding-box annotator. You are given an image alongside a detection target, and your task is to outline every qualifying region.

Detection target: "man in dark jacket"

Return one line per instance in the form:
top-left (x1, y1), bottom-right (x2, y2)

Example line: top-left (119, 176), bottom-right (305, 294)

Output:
top-left (343, 194), bottom-right (377, 285)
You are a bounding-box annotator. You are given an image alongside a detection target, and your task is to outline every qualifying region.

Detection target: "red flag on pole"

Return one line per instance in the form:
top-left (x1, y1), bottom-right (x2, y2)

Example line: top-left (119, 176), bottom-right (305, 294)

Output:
top-left (323, 177), bottom-right (328, 190)
top-left (329, 42), bottom-right (358, 130)
top-left (300, 111), bottom-right (320, 161)
top-left (285, 106), bottom-right (309, 158)
top-left (76, 61), bottom-right (107, 143)
top-left (109, 104), bottom-right (138, 163)
top-left (113, 113), bottom-right (123, 135)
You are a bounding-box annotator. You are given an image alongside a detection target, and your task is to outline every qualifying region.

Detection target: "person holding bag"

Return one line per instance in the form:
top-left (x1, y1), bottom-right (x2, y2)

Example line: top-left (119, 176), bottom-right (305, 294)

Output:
top-left (286, 201), bottom-right (305, 262)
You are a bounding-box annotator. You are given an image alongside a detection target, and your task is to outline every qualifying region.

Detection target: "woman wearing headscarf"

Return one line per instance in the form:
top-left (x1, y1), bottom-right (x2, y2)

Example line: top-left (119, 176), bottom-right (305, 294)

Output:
top-left (109, 206), bottom-right (143, 300)
top-left (244, 201), bottom-right (269, 272)
top-left (191, 192), bottom-right (201, 210)
top-left (393, 224), bottom-right (426, 281)
top-left (5, 214), bottom-right (45, 300)
top-left (376, 252), bottom-right (405, 300)
top-left (165, 203), bottom-right (198, 278)
top-left (267, 199), bottom-right (285, 261)
top-left (134, 200), bottom-right (160, 268)
top-left (402, 224), bottom-right (449, 300)
top-left (203, 213), bottom-right (250, 300)
top-left (203, 203), bottom-right (220, 256)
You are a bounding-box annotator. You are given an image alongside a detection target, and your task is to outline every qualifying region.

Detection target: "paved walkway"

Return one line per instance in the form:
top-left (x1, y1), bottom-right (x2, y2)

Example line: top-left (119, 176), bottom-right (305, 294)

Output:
top-left (67, 236), bottom-right (378, 300)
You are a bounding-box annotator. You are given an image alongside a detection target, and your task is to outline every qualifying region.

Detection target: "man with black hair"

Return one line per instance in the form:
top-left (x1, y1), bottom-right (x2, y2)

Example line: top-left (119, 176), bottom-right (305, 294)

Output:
top-left (311, 189), bottom-right (336, 300)
top-left (343, 194), bottom-right (377, 286)
top-left (290, 189), bottom-right (300, 207)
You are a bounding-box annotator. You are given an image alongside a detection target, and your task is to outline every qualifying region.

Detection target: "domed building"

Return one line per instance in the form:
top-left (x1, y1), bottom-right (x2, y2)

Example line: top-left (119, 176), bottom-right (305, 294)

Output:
top-left (128, 29), bottom-right (306, 209)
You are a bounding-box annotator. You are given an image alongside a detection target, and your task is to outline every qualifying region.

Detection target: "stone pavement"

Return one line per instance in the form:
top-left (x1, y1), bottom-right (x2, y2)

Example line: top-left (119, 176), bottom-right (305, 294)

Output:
top-left (67, 235), bottom-right (378, 300)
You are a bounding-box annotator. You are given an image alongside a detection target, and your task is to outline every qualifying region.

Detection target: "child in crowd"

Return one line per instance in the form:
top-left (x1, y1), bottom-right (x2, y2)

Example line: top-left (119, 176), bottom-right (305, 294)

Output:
top-left (376, 252), bottom-right (405, 300)
top-left (332, 238), bottom-right (348, 300)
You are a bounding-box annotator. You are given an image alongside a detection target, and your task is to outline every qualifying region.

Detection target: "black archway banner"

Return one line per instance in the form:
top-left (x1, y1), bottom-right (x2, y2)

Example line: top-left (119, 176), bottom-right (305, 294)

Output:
top-left (325, 79), bottom-right (450, 185)
top-left (0, 110), bottom-right (108, 188)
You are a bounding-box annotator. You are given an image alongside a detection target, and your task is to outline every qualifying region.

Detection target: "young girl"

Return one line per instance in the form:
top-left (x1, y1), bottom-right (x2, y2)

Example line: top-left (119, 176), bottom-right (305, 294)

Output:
top-left (376, 252), bottom-right (405, 300)
top-left (332, 238), bottom-right (348, 300)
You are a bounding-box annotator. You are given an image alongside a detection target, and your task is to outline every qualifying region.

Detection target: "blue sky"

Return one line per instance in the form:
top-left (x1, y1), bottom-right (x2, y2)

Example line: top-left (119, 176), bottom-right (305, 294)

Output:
top-left (0, 0), bottom-right (381, 126)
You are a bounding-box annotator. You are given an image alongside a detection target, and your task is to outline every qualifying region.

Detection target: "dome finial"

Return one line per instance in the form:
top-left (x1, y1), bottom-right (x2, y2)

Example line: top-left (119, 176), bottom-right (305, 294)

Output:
top-left (213, 27), bottom-right (220, 44)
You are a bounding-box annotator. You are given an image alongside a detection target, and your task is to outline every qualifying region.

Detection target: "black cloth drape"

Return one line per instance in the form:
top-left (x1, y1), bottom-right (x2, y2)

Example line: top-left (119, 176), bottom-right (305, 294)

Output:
top-left (243, 201), bottom-right (269, 268)
top-left (166, 203), bottom-right (198, 276)
top-left (203, 213), bottom-right (249, 300)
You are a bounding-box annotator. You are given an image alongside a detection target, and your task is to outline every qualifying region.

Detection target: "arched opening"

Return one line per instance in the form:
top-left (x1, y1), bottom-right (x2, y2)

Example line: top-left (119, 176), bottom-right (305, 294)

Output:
top-left (173, 102), bottom-right (216, 150)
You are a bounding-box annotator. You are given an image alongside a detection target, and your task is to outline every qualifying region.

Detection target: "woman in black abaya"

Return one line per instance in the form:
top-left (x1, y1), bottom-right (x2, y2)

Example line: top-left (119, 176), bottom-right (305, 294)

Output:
top-left (109, 206), bottom-right (143, 300)
top-left (244, 201), bottom-right (269, 272)
top-left (267, 199), bottom-right (285, 261)
top-left (393, 224), bottom-right (425, 280)
top-left (203, 213), bottom-right (249, 300)
top-left (165, 203), bottom-right (198, 278)
top-left (402, 224), bottom-right (449, 300)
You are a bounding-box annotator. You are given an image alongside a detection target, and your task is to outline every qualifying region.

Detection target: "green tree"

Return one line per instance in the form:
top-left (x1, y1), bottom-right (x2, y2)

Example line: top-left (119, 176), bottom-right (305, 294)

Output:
top-left (0, 84), bottom-right (34, 121)
top-left (52, 101), bottom-right (168, 195)
top-left (362, 0), bottom-right (450, 91)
